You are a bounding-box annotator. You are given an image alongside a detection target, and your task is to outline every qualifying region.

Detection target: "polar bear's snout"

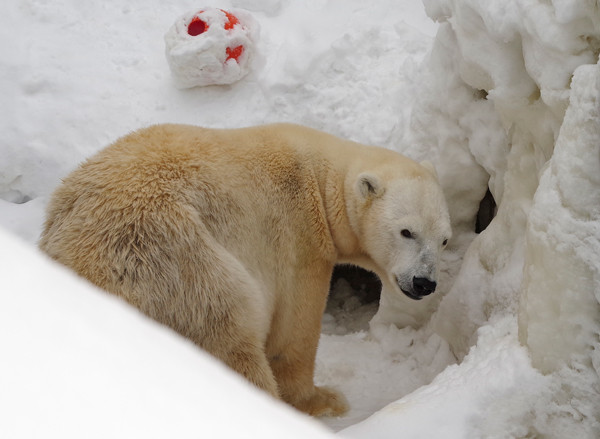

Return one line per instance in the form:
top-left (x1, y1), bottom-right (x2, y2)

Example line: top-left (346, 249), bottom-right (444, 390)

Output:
top-left (396, 274), bottom-right (438, 301)
top-left (413, 277), bottom-right (436, 296)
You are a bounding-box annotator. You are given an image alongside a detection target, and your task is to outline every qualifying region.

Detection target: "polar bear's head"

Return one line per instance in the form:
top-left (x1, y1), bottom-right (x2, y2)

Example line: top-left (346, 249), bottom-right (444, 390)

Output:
top-left (348, 160), bottom-right (451, 301)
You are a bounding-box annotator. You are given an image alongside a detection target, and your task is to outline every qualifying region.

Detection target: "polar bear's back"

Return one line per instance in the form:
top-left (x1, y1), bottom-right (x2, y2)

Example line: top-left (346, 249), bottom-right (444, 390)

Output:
top-left (39, 123), bottom-right (335, 300)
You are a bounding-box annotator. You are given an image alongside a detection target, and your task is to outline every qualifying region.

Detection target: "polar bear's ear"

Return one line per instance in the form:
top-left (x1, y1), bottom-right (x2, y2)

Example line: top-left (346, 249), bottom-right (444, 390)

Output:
top-left (420, 160), bottom-right (438, 178)
top-left (356, 173), bottom-right (385, 199)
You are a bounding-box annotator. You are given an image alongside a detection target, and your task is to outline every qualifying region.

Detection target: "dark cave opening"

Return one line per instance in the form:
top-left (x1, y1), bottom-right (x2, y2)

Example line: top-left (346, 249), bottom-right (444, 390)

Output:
top-left (475, 188), bottom-right (496, 234)
top-left (329, 264), bottom-right (382, 305)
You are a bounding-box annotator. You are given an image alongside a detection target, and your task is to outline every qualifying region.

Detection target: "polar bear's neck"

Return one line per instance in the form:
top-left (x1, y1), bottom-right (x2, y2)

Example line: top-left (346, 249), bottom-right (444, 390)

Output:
top-left (320, 164), bottom-right (361, 260)
top-left (264, 123), bottom-right (370, 264)
top-left (305, 144), bottom-right (366, 264)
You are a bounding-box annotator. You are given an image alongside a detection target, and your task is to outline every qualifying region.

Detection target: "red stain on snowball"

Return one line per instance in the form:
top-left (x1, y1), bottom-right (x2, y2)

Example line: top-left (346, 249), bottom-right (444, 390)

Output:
top-left (226, 45), bottom-right (244, 62)
top-left (187, 16), bottom-right (208, 36)
top-left (220, 9), bottom-right (240, 30)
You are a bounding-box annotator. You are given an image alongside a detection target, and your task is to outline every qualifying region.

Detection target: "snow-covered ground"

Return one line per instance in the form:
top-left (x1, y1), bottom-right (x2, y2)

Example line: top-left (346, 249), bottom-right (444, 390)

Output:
top-left (2, 0), bottom-right (599, 437)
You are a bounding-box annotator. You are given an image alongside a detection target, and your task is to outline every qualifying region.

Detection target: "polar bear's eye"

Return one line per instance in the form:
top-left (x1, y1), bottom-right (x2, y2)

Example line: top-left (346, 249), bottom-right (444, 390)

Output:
top-left (401, 229), bottom-right (413, 239)
top-left (443, 239), bottom-right (448, 246)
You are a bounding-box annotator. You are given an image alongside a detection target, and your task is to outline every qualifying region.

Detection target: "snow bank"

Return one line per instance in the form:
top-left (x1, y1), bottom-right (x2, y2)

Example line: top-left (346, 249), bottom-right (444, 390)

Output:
top-left (0, 228), bottom-right (334, 439)
top-left (415, 0), bottom-right (600, 357)
top-left (359, 0), bottom-right (600, 436)
top-left (517, 62), bottom-right (600, 437)
top-left (341, 317), bottom-right (550, 439)
top-left (520, 61), bottom-right (600, 374)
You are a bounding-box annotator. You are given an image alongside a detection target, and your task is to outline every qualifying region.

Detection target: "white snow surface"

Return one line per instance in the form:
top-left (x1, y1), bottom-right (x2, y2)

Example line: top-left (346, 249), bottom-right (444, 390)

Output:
top-left (2, 0), bottom-right (599, 438)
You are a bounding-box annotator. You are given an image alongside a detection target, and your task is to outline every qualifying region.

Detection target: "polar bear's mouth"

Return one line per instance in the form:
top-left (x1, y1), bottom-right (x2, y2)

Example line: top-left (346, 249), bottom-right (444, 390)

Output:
top-left (400, 288), bottom-right (423, 301)
top-left (396, 276), bottom-right (423, 301)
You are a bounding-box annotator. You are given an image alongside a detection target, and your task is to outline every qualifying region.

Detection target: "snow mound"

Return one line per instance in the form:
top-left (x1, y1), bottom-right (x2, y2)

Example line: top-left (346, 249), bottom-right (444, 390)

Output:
top-left (520, 61), bottom-right (600, 374)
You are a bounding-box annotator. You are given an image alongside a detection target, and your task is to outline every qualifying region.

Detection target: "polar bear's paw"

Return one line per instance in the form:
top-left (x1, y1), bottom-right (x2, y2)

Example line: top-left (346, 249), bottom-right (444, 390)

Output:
top-left (293, 386), bottom-right (348, 417)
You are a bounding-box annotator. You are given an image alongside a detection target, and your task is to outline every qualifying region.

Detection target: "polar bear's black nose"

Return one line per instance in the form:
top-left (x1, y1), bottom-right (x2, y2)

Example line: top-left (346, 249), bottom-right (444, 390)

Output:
top-left (413, 277), bottom-right (436, 297)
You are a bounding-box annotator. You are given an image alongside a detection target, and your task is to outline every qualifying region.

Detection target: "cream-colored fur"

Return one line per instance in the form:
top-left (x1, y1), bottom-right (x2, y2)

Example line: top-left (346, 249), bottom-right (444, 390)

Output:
top-left (39, 123), bottom-right (450, 416)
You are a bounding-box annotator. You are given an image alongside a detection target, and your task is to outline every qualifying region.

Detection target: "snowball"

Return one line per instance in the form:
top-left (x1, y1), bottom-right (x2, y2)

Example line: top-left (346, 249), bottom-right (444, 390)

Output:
top-left (164, 8), bottom-right (259, 88)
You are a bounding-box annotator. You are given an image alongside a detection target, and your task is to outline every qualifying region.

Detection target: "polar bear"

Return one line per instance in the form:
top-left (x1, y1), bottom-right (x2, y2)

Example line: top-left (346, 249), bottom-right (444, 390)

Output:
top-left (39, 123), bottom-right (451, 416)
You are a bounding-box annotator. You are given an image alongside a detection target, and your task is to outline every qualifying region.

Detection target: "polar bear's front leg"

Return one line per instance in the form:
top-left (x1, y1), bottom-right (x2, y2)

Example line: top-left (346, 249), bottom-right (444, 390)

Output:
top-left (287, 385), bottom-right (349, 417)
top-left (269, 336), bottom-right (348, 417)
top-left (267, 265), bottom-right (348, 417)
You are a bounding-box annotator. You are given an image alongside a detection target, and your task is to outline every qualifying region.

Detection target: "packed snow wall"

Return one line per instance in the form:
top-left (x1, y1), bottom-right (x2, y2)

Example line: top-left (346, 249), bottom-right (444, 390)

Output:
top-left (396, 0), bottom-right (600, 432)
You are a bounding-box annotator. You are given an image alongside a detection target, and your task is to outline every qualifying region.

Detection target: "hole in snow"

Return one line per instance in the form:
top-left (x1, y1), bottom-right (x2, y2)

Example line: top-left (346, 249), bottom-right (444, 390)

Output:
top-left (581, 35), bottom-right (600, 60)
top-left (476, 89), bottom-right (488, 100)
top-left (324, 265), bottom-right (381, 334)
top-left (475, 188), bottom-right (496, 233)
top-left (528, 87), bottom-right (541, 103)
